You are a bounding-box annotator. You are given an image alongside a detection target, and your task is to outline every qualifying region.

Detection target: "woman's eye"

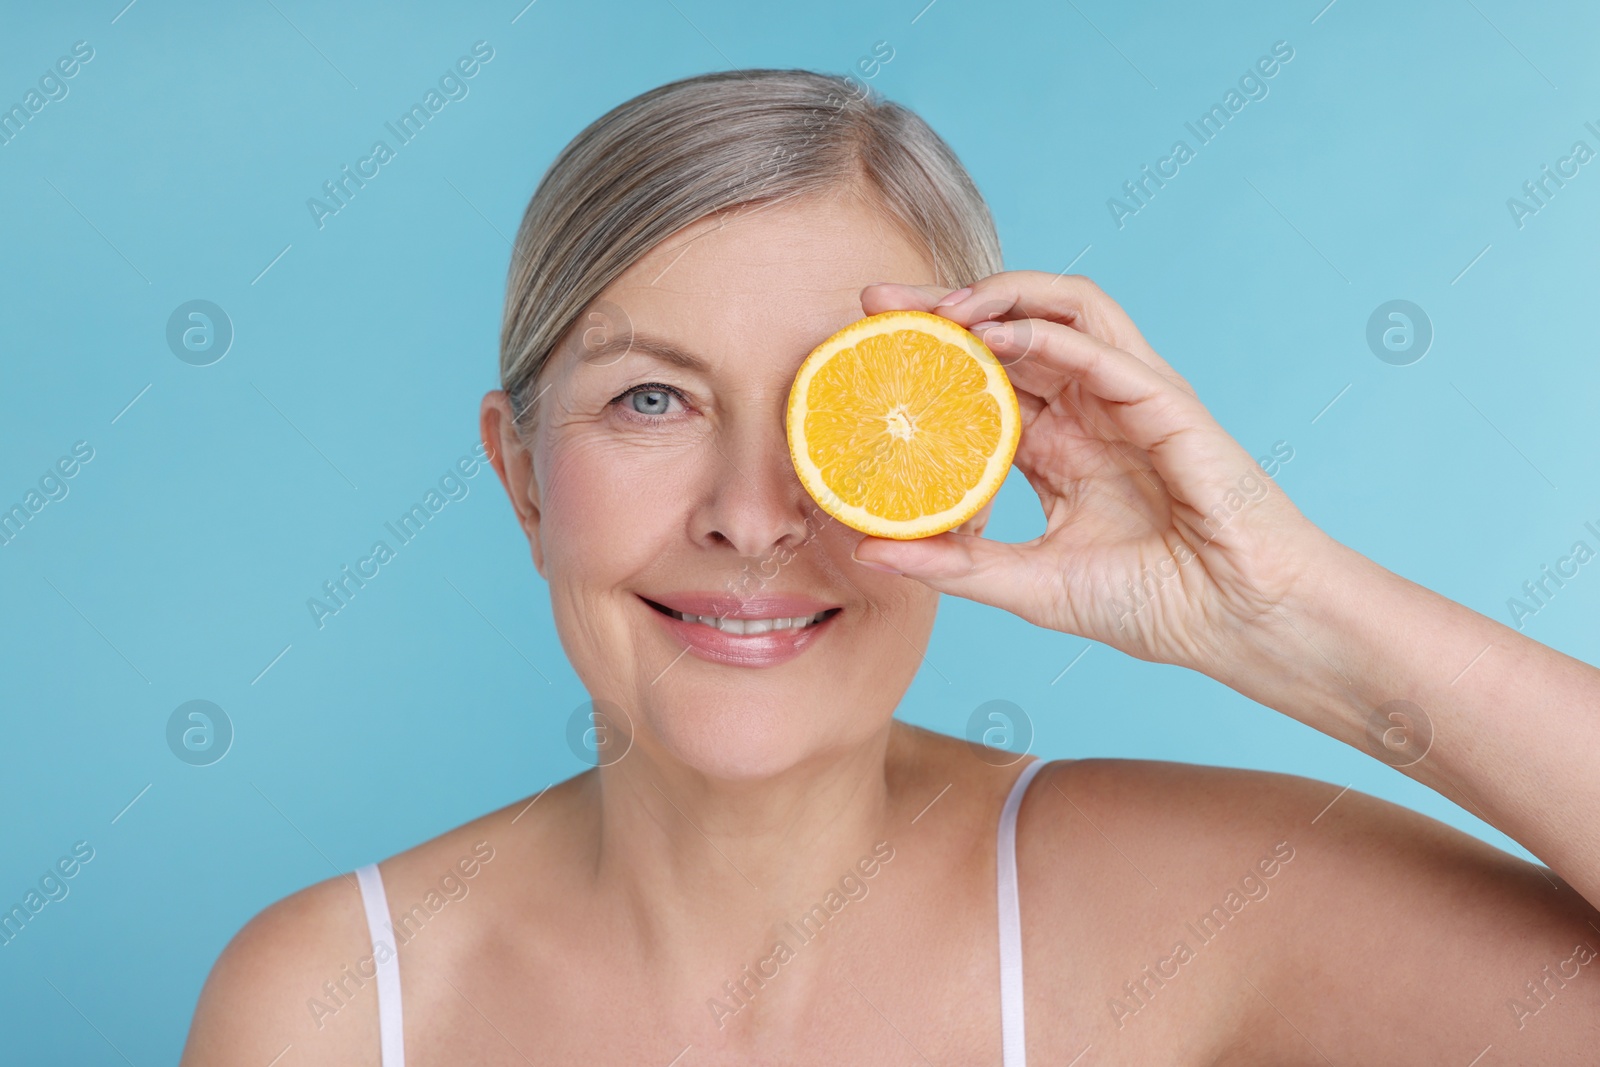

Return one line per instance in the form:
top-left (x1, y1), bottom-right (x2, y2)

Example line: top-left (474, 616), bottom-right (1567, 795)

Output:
top-left (614, 383), bottom-right (686, 419)
top-left (631, 389), bottom-right (672, 415)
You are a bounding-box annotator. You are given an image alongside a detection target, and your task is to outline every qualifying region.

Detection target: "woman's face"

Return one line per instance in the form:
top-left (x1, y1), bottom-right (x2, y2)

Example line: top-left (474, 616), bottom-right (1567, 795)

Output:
top-left (488, 192), bottom-right (982, 780)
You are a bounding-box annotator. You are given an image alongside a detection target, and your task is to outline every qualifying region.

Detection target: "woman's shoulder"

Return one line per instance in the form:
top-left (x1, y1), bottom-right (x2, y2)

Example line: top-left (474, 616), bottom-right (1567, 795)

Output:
top-left (180, 773), bottom-right (591, 1066)
top-left (1014, 760), bottom-right (1595, 1058)
top-left (1014, 756), bottom-right (1369, 896)
top-left (1014, 755), bottom-right (1486, 870)
top-left (1024, 755), bottom-right (1325, 826)
top-left (179, 865), bottom-right (379, 1065)
top-left (897, 726), bottom-right (1333, 843)
top-left (1007, 758), bottom-right (1353, 1055)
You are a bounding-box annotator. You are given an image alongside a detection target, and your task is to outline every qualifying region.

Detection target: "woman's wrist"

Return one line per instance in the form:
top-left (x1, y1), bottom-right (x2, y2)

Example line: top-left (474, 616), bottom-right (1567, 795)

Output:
top-left (1203, 531), bottom-right (1387, 747)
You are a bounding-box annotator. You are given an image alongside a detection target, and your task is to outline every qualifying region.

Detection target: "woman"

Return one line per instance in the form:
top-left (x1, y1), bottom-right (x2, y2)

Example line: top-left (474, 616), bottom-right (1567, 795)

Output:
top-left (182, 69), bottom-right (1600, 1064)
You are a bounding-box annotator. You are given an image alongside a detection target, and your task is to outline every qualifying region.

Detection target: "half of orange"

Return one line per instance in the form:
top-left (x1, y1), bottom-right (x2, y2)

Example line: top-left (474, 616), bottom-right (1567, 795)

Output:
top-left (787, 309), bottom-right (1021, 540)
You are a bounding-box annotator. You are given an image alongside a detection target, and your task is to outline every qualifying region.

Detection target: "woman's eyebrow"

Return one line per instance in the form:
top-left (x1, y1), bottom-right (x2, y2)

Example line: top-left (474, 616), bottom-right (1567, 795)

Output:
top-left (586, 331), bottom-right (711, 373)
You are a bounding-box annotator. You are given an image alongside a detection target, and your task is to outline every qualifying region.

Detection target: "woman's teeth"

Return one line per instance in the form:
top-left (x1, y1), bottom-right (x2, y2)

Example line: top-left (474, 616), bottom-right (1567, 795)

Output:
top-left (665, 609), bottom-right (829, 635)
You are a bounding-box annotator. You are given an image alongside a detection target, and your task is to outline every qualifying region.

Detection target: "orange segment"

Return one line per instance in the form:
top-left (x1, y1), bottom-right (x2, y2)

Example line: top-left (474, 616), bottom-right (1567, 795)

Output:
top-left (787, 309), bottom-right (1021, 540)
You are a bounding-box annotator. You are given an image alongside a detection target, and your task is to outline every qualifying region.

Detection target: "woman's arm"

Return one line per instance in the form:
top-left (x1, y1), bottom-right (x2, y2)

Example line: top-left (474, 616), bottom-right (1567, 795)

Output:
top-left (855, 272), bottom-right (1600, 911)
top-left (1223, 529), bottom-right (1600, 908)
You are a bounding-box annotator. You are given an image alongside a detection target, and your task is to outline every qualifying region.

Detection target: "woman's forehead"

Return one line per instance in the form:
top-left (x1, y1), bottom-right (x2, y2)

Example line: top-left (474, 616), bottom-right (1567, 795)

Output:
top-left (545, 200), bottom-right (933, 390)
top-left (603, 195), bottom-right (936, 331)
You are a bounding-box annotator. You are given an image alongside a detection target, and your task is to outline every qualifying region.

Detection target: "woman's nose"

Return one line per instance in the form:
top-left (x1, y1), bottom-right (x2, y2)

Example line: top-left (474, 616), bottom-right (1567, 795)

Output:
top-left (691, 420), bottom-right (815, 561)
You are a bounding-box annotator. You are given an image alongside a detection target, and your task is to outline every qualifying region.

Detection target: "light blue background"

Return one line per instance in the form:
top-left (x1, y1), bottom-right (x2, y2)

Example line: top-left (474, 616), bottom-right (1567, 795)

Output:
top-left (2, 0), bottom-right (1597, 1061)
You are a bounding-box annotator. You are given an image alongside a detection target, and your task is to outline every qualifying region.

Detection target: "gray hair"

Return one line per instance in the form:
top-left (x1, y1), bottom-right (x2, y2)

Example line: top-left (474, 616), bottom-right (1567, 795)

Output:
top-left (499, 67), bottom-right (1004, 435)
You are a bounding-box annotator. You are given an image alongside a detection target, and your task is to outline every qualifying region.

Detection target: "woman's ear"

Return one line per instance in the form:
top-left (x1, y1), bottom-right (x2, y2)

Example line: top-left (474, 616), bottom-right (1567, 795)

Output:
top-left (480, 390), bottom-right (546, 577)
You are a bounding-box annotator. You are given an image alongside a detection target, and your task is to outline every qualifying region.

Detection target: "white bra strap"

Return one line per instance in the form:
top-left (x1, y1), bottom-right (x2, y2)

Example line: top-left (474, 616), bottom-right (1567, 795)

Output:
top-left (354, 863), bottom-right (405, 1067)
top-left (998, 758), bottom-right (1046, 1067)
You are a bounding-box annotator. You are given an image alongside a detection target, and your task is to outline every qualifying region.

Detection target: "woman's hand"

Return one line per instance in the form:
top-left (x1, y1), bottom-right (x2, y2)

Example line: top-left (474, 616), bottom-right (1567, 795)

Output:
top-left (853, 271), bottom-right (1334, 676)
top-left (854, 271), bottom-right (1600, 919)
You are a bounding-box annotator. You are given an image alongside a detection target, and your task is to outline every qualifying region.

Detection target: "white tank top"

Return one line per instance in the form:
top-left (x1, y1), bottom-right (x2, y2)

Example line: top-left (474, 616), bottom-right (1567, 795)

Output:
top-left (355, 757), bottom-right (1045, 1066)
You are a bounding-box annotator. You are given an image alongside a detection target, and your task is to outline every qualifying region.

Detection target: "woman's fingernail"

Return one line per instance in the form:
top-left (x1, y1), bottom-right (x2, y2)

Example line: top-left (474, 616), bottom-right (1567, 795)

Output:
top-left (971, 320), bottom-right (1003, 333)
top-left (852, 553), bottom-right (902, 575)
top-left (934, 286), bottom-right (973, 308)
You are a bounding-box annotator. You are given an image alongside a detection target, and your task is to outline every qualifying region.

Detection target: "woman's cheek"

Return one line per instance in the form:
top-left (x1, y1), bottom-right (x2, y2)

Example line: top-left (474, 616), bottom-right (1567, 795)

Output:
top-left (541, 434), bottom-right (698, 567)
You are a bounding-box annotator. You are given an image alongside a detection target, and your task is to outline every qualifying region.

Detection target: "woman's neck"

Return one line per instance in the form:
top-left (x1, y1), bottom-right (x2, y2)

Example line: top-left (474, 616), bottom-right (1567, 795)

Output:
top-left (580, 720), bottom-right (916, 961)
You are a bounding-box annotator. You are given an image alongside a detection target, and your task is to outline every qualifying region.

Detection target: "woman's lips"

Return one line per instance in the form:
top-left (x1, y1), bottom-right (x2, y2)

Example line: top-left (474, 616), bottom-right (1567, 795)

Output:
top-left (638, 594), bottom-right (842, 668)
